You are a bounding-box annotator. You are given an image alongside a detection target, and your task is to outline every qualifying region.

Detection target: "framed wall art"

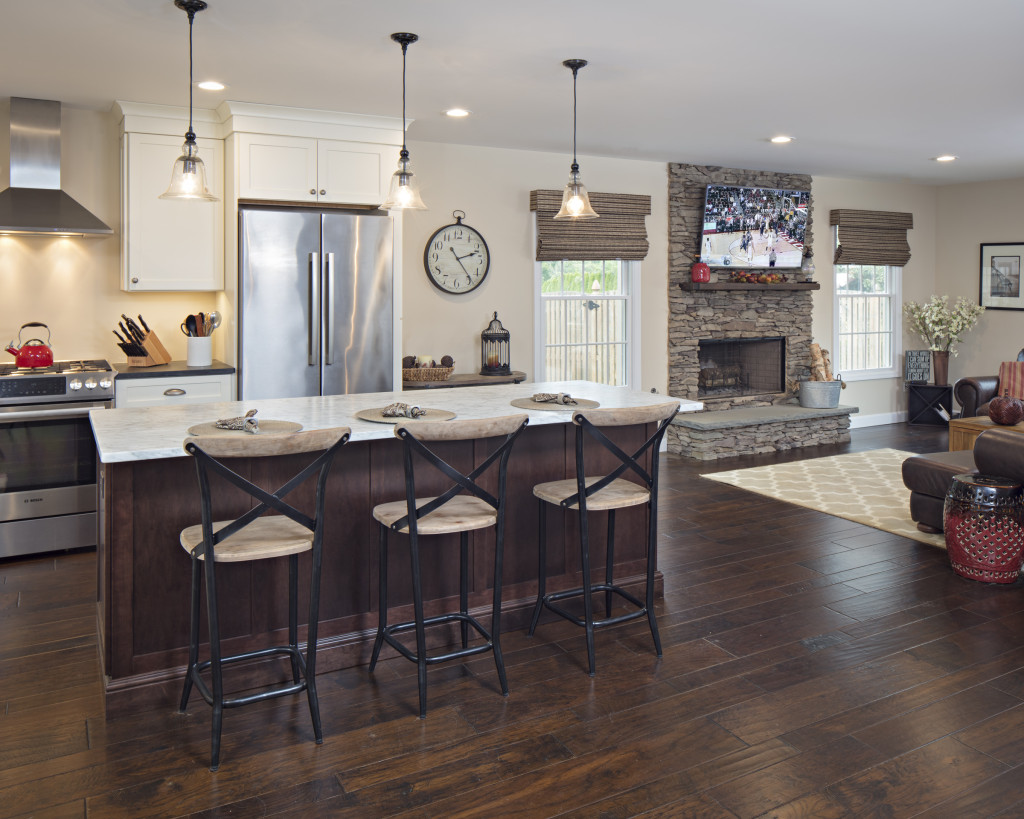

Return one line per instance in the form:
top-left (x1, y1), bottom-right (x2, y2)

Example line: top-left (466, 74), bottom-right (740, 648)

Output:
top-left (980, 243), bottom-right (1024, 310)
top-left (904, 349), bottom-right (930, 384)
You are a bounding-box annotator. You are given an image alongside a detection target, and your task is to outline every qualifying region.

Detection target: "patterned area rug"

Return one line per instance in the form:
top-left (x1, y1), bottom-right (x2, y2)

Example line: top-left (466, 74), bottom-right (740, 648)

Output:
top-left (702, 448), bottom-right (946, 549)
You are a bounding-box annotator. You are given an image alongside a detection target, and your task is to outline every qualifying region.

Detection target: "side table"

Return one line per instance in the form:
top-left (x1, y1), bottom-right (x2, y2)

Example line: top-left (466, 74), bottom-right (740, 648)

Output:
top-left (907, 384), bottom-right (953, 426)
top-left (944, 474), bottom-right (1024, 583)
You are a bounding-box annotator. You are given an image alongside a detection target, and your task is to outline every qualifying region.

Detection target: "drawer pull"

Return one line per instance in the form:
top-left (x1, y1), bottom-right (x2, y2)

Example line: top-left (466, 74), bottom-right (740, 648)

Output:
top-left (164, 388), bottom-right (187, 396)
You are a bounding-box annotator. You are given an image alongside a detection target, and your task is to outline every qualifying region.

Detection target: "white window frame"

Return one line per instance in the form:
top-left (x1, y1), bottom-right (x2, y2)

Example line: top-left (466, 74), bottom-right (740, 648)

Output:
top-left (832, 241), bottom-right (902, 381)
top-left (533, 258), bottom-right (642, 390)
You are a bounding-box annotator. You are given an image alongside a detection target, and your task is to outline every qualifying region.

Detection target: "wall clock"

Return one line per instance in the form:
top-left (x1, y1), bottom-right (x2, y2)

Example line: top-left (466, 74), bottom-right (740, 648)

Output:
top-left (423, 210), bottom-right (490, 294)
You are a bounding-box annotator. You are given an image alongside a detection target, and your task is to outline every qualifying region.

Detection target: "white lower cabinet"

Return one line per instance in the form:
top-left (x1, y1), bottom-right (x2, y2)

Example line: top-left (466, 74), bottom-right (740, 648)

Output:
top-left (114, 374), bottom-right (232, 409)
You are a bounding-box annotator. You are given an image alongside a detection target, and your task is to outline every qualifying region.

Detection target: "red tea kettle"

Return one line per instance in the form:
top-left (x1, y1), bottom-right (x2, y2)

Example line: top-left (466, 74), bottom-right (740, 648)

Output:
top-left (6, 322), bottom-right (54, 368)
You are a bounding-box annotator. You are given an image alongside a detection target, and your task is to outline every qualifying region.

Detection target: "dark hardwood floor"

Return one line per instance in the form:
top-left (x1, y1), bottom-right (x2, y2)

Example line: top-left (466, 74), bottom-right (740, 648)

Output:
top-left (5, 422), bottom-right (1024, 817)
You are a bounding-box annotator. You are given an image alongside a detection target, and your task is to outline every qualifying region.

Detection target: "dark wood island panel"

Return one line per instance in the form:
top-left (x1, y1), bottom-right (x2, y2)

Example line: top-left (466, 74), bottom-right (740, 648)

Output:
top-left (98, 421), bottom-right (657, 714)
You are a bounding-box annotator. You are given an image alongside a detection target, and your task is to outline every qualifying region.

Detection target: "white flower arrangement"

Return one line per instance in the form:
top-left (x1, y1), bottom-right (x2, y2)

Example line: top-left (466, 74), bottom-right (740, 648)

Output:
top-left (903, 295), bottom-right (984, 356)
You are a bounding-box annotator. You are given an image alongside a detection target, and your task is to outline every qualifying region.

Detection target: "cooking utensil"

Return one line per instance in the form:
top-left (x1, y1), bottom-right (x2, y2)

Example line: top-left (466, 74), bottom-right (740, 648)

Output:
top-left (122, 315), bottom-right (146, 341)
top-left (137, 314), bottom-right (151, 333)
top-left (208, 311), bottom-right (221, 331)
top-left (197, 312), bottom-right (205, 337)
top-left (5, 322), bottom-right (55, 368)
top-left (182, 314), bottom-right (197, 337)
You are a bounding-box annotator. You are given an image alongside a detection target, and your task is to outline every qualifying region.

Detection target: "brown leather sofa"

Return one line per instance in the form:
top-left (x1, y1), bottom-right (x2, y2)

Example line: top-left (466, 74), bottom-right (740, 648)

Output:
top-left (902, 428), bottom-right (1024, 532)
top-left (952, 348), bottom-right (1024, 417)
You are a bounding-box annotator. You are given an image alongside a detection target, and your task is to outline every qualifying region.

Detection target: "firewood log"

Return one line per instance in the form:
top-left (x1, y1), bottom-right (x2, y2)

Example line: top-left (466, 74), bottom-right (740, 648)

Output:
top-left (809, 343), bottom-right (828, 381)
top-left (821, 348), bottom-right (834, 381)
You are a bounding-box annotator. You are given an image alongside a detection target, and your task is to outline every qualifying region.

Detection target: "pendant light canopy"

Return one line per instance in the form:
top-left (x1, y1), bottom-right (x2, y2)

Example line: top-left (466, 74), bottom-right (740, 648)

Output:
top-left (381, 32), bottom-right (426, 210)
top-left (554, 59), bottom-right (598, 220)
top-left (161, 0), bottom-right (218, 201)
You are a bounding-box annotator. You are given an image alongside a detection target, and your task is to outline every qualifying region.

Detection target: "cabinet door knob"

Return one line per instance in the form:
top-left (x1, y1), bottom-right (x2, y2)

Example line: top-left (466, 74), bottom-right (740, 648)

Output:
top-left (163, 388), bottom-right (186, 396)
top-left (131, 277), bottom-right (139, 284)
top-left (319, 189), bottom-right (326, 196)
top-left (309, 188), bottom-right (316, 195)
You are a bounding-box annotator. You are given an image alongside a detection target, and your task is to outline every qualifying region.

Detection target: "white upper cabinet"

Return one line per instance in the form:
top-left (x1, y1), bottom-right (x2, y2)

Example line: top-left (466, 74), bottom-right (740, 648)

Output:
top-left (237, 133), bottom-right (391, 206)
top-left (121, 131), bottom-right (224, 292)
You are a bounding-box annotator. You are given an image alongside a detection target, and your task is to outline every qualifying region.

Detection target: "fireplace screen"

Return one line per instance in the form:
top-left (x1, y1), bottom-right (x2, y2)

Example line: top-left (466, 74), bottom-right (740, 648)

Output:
top-left (698, 337), bottom-right (785, 398)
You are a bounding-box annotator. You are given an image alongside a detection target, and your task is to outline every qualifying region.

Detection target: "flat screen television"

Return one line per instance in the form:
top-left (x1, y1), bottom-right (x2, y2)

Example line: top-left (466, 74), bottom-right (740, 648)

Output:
top-left (699, 185), bottom-right (810, 269)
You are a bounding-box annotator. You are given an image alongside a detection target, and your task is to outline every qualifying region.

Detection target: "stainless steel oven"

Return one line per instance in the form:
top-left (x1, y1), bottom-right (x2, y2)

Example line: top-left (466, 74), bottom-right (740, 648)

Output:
top-left (0, 360), bottom-right (114, 559)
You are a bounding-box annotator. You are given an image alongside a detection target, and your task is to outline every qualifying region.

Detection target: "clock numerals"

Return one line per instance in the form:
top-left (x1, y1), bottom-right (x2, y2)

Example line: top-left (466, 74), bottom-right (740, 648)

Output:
top-left (424, 215), bottom-right (490, 294)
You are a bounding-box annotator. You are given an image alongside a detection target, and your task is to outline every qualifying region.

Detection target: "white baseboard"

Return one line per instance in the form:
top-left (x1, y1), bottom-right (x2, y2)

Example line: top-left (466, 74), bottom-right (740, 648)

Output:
top-left (850, 411), bottom-right (907, 428)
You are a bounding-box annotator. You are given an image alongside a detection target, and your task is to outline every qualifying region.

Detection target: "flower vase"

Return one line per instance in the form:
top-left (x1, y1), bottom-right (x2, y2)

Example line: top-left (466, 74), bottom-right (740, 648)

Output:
top-left (932, 350), bottom-right (950, 386)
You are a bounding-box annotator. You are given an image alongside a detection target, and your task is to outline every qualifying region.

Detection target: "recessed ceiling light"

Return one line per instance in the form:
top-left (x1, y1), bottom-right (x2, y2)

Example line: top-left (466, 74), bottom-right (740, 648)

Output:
top-left (445, 108), bottom-right (470, 118)
top-left (770, 135), bottom-right (794, 144)
top-left (933, 155), bottom-right (958, 162)
top-left (197, 80), bottom-right (226, 91)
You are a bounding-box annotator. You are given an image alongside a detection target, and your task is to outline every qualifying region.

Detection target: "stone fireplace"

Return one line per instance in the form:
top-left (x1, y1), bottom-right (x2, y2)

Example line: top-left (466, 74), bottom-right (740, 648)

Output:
top-left (667, 164), bottom-right (853, 457)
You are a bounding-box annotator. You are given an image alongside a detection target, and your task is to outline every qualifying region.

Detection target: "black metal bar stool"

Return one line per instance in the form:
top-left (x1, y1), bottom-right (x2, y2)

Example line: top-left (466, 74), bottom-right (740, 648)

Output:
top-left (178, 426), bottom-right (350, 771)
top-left (369, 414), bottom-right (528, 717)
top-left (528, 402), bottom-right (679, 675)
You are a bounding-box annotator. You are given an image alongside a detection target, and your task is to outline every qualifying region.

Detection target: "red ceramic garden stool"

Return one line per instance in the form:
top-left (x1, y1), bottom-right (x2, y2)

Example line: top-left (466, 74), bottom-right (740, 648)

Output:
top-left (943, 474), bottom-right (1024, 583)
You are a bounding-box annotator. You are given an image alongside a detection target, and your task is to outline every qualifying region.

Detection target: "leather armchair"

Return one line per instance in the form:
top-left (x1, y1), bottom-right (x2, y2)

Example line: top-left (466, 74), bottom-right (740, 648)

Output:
top-left (952, 348), bottom-right (1024, 417)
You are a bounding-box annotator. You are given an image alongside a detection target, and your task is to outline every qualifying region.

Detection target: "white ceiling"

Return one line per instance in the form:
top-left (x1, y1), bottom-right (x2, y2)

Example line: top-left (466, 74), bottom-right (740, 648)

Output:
top-left (2, 0), bottom-right (1023, 185)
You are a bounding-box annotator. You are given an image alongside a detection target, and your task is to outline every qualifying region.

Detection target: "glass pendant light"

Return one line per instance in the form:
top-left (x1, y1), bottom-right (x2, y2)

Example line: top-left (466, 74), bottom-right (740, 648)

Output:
top-left (161, 0), bottom-right (218, 201)
top-left (382, 32), bottom-right (426, 210)
top-left (554, 59), bottom-right (598, 220)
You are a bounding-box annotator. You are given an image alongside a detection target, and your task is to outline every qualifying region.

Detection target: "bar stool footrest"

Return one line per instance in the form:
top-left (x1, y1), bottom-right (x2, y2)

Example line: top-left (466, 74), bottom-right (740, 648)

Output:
top-left (188, 645), bottom-right (310, 709)
top-left (542, 583), bottom-right (649, 629)
top-left (380, 612), bottom-right (495, 665)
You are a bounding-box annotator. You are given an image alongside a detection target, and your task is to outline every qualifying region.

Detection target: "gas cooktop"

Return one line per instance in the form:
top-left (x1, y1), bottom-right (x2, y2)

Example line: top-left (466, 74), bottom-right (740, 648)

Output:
top-left (0, 359), bottom-right (113, 378)
top-left (0, 359), bottom-right (115, 406)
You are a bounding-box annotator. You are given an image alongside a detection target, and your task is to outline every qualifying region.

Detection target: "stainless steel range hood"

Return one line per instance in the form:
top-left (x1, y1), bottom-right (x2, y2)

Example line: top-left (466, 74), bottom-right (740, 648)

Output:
top-left (0, 98), bottom-right (112, 237)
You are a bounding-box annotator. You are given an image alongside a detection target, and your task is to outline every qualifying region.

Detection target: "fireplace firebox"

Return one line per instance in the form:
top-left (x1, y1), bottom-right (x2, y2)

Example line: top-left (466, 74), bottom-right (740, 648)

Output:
top-left (698, 337), bottom-right (785, 398)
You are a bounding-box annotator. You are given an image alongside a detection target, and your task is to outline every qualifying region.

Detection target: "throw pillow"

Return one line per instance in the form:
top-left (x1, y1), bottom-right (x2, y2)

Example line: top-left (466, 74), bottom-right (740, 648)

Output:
top-left (997, 360), bottom-right (1024, 399)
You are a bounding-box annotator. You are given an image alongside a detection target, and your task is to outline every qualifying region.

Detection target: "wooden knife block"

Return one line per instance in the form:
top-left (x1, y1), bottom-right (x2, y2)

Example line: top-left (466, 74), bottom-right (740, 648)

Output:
top-left (126, 330), bottom-right (172, 367)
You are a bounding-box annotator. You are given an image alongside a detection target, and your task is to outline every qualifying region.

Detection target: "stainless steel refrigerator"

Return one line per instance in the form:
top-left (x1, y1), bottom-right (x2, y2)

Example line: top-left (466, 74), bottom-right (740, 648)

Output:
top-left (239, 206), bottom-right (394, 400)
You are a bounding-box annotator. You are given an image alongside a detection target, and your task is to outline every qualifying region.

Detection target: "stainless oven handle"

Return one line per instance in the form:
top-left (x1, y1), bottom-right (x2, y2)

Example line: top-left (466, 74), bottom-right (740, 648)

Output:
top-left (0, 402), bottom-right (111, 422)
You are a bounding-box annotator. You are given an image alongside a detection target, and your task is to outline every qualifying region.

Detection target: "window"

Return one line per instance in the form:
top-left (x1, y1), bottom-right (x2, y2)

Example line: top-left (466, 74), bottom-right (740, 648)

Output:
top-left (833, 263), bottom-right (901, 379)
top-left (535, 259), bottom-right (640, 388)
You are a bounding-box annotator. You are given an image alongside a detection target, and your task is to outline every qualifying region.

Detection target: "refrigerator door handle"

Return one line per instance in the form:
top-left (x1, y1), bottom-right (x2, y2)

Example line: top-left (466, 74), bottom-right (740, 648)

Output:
top-left (309, 252), bottom-right (320, 367)
top-left (325, 252), bottom-right (336, 365)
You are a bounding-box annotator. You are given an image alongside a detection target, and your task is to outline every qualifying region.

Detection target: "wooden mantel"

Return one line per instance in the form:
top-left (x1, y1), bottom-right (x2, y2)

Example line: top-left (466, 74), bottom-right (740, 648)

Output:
top-left (678, 281), bottom-right (821, 292)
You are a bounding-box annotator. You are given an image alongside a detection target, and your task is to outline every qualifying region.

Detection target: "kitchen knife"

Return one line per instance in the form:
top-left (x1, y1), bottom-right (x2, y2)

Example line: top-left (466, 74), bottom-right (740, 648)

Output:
top-left (113, 329), bottom-right (127, 344)
top-left (137, 314), bottom-right (151, 333)
top-left (119, 320), bottom-right (135, 343)
top-left (123, 315), bottom-right (145, 340)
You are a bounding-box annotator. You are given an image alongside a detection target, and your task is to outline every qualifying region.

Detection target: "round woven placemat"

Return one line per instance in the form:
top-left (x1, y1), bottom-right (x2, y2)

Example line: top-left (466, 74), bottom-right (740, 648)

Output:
top-left (354, 407), bottom-right (456, 424)
top-left (510, 397), bottom-right (600, 411)
top-left (187, 420), bottom-right (303, 436)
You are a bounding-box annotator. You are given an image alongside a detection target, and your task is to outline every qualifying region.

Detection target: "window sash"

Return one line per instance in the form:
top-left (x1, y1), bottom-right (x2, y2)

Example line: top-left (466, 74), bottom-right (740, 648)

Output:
top-left (833, 263), bottom-right (901, 380)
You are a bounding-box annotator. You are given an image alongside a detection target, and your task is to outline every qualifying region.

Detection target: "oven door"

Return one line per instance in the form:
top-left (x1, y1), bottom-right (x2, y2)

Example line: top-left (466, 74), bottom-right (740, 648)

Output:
top-left (0, 400), bottom-right (111, 558)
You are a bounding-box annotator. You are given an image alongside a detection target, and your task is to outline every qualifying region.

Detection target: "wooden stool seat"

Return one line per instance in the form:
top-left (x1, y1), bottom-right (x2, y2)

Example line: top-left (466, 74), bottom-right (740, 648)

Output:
top-left (372, 495), bottom-right (498, 534)
top-left (533, 477), bottom-right (650, 510)
top-left (180, 516), bottom-right (314, 562)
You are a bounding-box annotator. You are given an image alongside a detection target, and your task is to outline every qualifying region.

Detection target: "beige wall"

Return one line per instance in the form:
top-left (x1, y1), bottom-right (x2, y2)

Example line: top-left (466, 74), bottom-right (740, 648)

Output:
top-left (935, 178), bottom-right (1024, 382)
top-left (401, 141), bottom-right (669, 393)
top-left (808, 177), bottom-right (939, 421)
top-left (0, 106), bottom-right (217, 364)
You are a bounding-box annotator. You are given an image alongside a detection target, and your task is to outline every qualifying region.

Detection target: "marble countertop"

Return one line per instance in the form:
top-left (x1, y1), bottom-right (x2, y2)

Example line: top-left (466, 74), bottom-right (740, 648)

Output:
top-left (90, 381), bottom-right (700, 463)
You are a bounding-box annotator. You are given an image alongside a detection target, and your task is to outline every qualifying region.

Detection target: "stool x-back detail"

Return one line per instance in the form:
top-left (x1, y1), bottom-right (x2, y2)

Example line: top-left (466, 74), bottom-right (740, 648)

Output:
top-left (370, 414), bottom-right (529, 717)
top-left (528, 401), bottom-right (680, 675)
top-left (178, 426), bottom-right (350, 771)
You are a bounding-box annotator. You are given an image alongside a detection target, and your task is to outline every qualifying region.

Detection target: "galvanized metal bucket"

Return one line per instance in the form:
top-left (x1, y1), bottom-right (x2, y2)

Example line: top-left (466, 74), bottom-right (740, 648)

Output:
top-left (799, 379), bottom-right (841, 409)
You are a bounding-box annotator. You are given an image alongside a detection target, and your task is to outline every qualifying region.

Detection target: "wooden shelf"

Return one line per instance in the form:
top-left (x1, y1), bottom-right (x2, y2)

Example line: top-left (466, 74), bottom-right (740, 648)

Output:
top-left (679, 281), bottom-right (821, 292)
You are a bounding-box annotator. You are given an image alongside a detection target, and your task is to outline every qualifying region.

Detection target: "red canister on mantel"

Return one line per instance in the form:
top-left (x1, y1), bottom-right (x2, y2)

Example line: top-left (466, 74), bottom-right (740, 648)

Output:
top-left (691, 262), bottom-right (710, 283)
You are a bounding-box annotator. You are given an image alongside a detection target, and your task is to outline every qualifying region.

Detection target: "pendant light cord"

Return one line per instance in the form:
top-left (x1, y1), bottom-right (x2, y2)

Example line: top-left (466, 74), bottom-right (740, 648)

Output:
top-left (400, 40), bottom-right (409, 158)
top-left (186, 6), bottom-right (196, 139)
top-left (571, 65), bottom-right (578, 171)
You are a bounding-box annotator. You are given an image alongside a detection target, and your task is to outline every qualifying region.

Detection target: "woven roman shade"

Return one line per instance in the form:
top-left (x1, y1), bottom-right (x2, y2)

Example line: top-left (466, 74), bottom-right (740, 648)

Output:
top-left (530, 190), bottom-right (651, 261)
top-left (830, 209), bottom-right (914, 266)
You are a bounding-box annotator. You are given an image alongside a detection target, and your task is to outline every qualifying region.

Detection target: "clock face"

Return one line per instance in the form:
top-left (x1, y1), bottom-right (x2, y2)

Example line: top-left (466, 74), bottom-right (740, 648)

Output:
top-left (423, 219), bottom-right (490, 294)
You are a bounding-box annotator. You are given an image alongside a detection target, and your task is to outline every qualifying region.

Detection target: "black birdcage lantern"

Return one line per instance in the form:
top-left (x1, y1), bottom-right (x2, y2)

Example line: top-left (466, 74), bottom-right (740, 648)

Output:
top-left (480, 312), bottom-right (511, 376)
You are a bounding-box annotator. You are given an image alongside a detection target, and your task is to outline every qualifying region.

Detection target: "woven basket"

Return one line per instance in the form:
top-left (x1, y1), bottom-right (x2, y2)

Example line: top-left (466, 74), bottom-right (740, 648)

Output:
top-left (402, 366), bottom-right (454, 382)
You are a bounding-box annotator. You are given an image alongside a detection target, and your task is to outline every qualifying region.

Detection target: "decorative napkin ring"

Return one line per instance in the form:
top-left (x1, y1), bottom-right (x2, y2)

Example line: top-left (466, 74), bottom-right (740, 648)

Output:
top-left (532, 392), bottom-right (578, 405)
top-left (382, 402), bottom-right (426, 418)
top-left (215, 408), bottom-right (260, 434)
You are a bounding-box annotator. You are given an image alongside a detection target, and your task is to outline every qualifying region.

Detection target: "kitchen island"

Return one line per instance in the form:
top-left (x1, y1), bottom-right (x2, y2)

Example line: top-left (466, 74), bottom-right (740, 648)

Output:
top-left (91, 381), bottom-right (699, 713)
